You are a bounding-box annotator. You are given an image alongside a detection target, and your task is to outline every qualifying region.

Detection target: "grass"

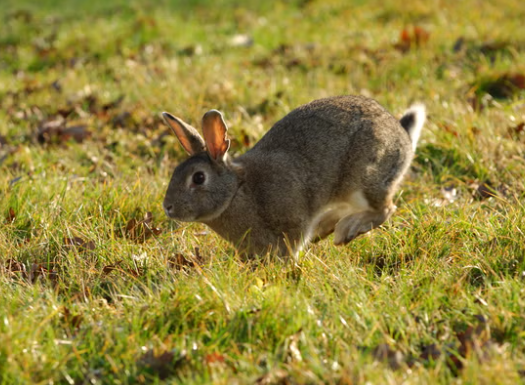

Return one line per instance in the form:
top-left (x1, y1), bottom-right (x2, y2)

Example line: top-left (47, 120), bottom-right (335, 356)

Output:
top-left (1, 0), bottom-right (525, 383)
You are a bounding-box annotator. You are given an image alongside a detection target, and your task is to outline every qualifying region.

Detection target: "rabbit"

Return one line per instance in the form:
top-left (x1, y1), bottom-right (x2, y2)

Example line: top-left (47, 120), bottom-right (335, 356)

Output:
top-left (162, 95), bottom-right (425, 257)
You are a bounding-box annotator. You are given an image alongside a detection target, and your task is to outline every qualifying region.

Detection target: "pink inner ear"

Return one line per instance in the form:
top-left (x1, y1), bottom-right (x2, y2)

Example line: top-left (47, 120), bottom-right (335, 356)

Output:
top-left (202, 110), bottom-right (230, 160)
top-left (162, 112), bottom-right (205, 155)
top-left (178, 134), bottom-right (197, 155)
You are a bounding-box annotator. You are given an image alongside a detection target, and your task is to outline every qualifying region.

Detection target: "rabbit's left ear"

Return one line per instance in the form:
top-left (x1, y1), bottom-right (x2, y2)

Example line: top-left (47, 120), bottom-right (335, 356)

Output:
top-left (201, 110), bottom-right (231, 161)
top-left (162, 112), bottom-right (206, 155)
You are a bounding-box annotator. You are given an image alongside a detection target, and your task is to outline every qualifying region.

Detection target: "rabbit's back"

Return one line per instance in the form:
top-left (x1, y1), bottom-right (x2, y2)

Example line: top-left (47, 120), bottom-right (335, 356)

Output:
top-left (243, 95), bottom-right (413, 208)
top-left (251, 95), bottom-right (403, 150)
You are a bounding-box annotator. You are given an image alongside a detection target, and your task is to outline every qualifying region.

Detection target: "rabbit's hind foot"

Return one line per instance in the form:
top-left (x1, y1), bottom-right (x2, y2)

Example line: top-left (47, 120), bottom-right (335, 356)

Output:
top-left (333, 204), bottom-right (396, 245)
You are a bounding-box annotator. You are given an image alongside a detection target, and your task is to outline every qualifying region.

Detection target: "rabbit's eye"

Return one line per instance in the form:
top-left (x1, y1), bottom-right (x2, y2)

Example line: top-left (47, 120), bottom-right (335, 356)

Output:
top-left (192, 172), bottom-right (205, 185)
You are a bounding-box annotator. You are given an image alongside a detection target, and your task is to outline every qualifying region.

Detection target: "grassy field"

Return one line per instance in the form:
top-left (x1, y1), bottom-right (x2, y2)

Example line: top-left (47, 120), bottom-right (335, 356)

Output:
top-left (1, 0), bottom-right (525, 383)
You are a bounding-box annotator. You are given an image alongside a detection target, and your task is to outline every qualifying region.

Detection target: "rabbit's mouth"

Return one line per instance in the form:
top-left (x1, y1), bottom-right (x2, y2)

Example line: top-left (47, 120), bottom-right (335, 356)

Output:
top-left (163, 202), bottom-right (213, 223)
top-left (163, 202), bottom-right (188, 221)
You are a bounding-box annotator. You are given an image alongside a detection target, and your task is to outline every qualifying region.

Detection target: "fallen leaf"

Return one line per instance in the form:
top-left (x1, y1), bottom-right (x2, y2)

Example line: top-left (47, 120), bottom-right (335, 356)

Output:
top-left (30, 263), bottom-right (58, 285)
top-left (453, 37), bottom-right (465, 53)
top-left (474, 73), bottom-right (525, 99)
top-left (37, 119), bottom-right (64, 144)
top-left (101, 95), bottom-right (125, 113)
top-left (394, 26), bottom-right (430, 52)
top-left (204, 352), bottom-right (225, 364)
top-left (472, 181), bottom-right (497, 200)
top-left (413, 26), bottom-right (430, 46)
top-left (37, 120), bottom-right (91, 145)
top-left (369, 344), bottom-right (405, 370)
top-left (61, 307), bottom-right (83, 330)
top-left (5, 207), bottom-right (16, 224)
top-left (64, 237), bottom-right (96, 252)
top-left (447, 315), bottom-right (493, 372)
top-left (168, 253), bottom-right (195, 270)
top-left (111, 111), bottom-right (133, 128)
top-left (439, 123), bottom-right (459, 138)
top-left (51, 79), bottom-right (62, 92)
top-left (469, 126), bottom-right (481, 137)
top-left (466, 92), bottom-right (492, 113)
top-left (102, 260), bottom-right (123, 275)
top-left (419, 343), bottom-right (442, 362)
top-left (60, 125), bottom-right (91, 143)
top-left (4, 259), bottom-right (27, 279)
top-left (138, 349), bottom-right (187, 380)
top-left (124, 212), bottom-right (162, 242)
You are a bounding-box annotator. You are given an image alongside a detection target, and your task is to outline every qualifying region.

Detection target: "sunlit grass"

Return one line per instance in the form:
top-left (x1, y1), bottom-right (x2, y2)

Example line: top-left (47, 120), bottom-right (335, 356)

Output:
top-left (1, 0), bottom-right (525, 383)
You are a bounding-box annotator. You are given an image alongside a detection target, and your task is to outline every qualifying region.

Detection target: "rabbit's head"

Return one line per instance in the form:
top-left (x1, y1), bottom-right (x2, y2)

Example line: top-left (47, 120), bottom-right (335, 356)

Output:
top-left (162, 110), bottom-right (238, 222)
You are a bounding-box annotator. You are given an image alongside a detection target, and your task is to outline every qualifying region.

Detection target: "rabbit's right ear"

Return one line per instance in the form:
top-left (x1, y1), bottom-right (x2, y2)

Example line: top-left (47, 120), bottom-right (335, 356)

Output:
top-left (201, 110), bottom-right (231, 161)
top-left (162, 112), bottom-right (206, 155)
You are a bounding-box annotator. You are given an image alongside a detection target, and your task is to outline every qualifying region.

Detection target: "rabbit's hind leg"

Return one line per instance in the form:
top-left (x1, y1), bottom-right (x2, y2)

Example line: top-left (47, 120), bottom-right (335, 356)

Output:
top-left (309, 190), bottom-right (373, 244)
top-left (332, 204), bottom-right (396, 245)
top-left (309, 208), bottom-right (342, 243)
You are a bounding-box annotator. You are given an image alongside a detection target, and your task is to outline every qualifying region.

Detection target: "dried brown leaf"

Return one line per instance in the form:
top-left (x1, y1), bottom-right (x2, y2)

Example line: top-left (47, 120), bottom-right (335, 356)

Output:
top-left (413, 26), bottom-right (430, 46)
top-left (204, 352), bottom-right (225, 364)
top-left (453, 37), bottom-right (466, 53)
top-left (124, 212), bottom-right (162, 243)
top-left (64, 236), bottom-right (96, 252)
top-left (30, 263), bottom-right (58, 285)
top-left (138, 349), bottom-right (187, 380)
top-left (112, 111), bottom-right (133, 128)
top-left (101, 95), bottom-right (124, 112)
top-left (62, 307), bottom-right (83, 330)
top-left (476, 73), bottom-right (525, 99)
top-left (167, 253), bottom-right (195, 270)
top-left (102, 260), bottom-right (123, 275)
top-left (472, 181), bottom-right (497, 200)
top-left (394, 26), bottom-right (430, 52)
top-left (37, 120), bottom-right (91, 145)
top-left (440, 123), bottom-right (459, 138)
top-left (419, 344), bottom-right (442, 362)
top-left (4, 259), bottom-right (27, 279)
top-left (5, 207), bottom-right (16, 224)
top-left (369, 344), bottom-right (405, 370)
top-left (61, 125), bottom-right (91, 143)
top-left (457, 315), bottom-right (491, 358)
top-left (241, 130), bottom-right (251, 147)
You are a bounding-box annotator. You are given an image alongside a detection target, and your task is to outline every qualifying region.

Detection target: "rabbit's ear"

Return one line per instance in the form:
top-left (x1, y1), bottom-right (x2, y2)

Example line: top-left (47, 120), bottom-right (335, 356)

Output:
top-left (162, 112), bottom-right (206, 155)
top-left (201, 110), bottom-right (231, 161)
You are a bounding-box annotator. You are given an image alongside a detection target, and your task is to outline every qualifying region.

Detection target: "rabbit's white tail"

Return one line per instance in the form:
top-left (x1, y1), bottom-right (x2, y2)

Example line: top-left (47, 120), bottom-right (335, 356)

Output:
top-left (399, 104), bottom-right (426, 151)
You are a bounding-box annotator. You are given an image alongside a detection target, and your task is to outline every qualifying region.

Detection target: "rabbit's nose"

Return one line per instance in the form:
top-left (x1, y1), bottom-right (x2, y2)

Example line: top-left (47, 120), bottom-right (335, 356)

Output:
top-left (163, 203), bottom-right (175, 217)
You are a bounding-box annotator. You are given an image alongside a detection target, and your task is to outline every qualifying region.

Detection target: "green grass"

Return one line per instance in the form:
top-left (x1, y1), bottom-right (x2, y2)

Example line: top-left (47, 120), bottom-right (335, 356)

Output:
top-left (1, 0), bottom-right (525, 383)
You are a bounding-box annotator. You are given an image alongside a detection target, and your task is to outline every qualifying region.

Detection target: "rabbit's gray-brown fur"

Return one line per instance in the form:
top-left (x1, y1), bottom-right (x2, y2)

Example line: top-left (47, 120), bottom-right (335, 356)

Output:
top-left (162, 95), bottom-right (425, 257)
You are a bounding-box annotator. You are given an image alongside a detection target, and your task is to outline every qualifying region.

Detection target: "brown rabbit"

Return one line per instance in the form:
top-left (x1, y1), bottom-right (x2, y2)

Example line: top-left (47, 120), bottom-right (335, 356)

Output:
top-left (162, 95), bottom-right (425, 257)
